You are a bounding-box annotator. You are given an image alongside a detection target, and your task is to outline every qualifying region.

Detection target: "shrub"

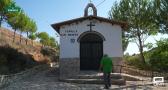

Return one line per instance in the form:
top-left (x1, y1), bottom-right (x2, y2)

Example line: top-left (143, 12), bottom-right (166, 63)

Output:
top-left (148, 39), bottom-right (168, 72)
top-left (0, 46), bottom-right (38, 74)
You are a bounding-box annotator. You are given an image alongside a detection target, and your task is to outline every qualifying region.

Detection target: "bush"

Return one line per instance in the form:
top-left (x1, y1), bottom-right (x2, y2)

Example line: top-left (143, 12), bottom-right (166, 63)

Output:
top-left (40, 47), bottom-right (58, 63)
top-left (0, 46), bottom-right (38, 74)
top-left (148, 39), bottom-right (168, 72)
top-left (125, 55), bottom-right (143, 69)
top-left (0, 54), bottom-right (9, 74)
top-left (124, 54), bottom-right (151, 70)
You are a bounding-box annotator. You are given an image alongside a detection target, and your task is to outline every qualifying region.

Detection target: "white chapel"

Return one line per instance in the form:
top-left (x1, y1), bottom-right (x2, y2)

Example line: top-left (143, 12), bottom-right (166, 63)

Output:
top-left (51, 3), bottom-right (126, 78)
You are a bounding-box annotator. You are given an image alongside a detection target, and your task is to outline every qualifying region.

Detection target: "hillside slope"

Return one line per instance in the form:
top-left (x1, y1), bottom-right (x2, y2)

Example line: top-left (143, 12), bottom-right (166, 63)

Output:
top-left (0, 27), bottom-right (58, 74)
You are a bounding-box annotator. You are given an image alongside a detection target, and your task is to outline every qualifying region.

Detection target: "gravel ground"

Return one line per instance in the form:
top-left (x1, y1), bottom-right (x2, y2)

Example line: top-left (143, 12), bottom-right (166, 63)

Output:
top-left (2, 67), bottom-right (168, 90)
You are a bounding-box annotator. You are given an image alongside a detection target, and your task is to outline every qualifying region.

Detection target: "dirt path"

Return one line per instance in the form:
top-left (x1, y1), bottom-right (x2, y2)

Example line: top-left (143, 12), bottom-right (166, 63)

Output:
top-left (2, 67), bottom-right (168, 90)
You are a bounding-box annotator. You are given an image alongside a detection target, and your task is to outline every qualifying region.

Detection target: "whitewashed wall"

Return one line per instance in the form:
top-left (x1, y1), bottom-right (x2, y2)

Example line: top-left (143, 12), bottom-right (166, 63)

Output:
top-left (59, 19), bottom-right (123, 58)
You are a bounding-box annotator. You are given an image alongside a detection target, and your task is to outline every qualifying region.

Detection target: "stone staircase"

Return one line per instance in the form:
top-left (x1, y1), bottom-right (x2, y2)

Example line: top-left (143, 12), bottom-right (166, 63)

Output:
top-left (4, 66), bottom-right (163, 90)
top-left (60, 72), bottom-right (126, 85)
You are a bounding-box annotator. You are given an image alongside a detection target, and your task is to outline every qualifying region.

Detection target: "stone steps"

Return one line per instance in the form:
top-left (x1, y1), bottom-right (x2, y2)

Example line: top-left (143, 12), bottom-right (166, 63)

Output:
top-left (60, 78), bottom-right (125, 85)
top-left (76, 74), bottom-right (122, 79)
top-left (60, 73), bottom-right (126, 85)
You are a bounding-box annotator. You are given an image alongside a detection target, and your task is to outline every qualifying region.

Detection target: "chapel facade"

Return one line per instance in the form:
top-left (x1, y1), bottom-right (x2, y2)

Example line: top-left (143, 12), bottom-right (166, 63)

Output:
top-left (52, 3), bottom-right (126, 78)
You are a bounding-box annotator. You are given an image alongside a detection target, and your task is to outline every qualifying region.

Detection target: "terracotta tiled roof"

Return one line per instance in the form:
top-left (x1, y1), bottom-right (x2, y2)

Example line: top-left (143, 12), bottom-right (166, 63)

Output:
top-left (51, 16), bottom-right (127, 33)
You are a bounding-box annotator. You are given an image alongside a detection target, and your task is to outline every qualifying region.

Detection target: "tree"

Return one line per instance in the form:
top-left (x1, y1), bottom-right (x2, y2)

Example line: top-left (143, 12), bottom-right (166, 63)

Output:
top-left (28, 33), bottom-right (36, 45)
top-left (37, 32), bottom-right (58, 48)
top-left (0, 0), bottom-right (12, 27)
top-left (6, 5), bottom-right (25, 44)
top-left (7, 11), bottom-right (21, 42)
top-left (25, 20), bottom-right (37, 45)
top-left (154, 0), bottom-right (168, 33)
top-left (109, 0), bottom-right (159, 63)
top-left (24, 16), bottom-right (31, 45)
top-left (49, 37), bottom-right (58, 48)
top-left (3, 1), bottom-right (37, 45)
top-left (37, 32), bottom-right (50, 46)
top-left (109, 2), bottom-right (130, 52)
top-left (149, 38), bottom-right (168, 71)
top-left (17, 12), bottom-right (27, 44)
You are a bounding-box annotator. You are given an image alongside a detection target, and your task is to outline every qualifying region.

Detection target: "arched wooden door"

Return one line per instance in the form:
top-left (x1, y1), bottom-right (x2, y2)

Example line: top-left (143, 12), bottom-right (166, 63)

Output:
top-left (80, 33), bottom-right (103, 70)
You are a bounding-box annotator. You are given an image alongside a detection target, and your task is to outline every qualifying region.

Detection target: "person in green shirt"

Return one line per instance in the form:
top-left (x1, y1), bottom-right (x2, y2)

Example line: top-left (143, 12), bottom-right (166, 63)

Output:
top-left (99, 54), bottom-right (113, 89)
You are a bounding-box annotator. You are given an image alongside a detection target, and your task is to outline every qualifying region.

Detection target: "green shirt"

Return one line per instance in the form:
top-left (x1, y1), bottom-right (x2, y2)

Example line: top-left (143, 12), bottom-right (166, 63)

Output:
top-left (100, 56), bottom-right (113, 73)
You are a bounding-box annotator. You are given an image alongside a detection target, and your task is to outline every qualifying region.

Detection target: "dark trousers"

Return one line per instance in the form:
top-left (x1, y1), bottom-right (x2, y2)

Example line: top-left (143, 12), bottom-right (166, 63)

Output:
top-left (103, 72), bottom-right (111, 88)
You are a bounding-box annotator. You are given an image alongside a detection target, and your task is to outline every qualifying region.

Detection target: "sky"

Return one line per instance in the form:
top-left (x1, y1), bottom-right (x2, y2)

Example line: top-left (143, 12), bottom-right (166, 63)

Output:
top-left (10, 0), bottom-right (168, 55)
top-left (14, 0), bottom-right (115, 39)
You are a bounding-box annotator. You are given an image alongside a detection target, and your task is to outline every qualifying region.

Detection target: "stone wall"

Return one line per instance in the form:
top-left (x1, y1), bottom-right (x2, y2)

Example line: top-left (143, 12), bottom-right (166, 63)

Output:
top-left (0, 27), bottom-right (41, 46)
top-left (59, 57), bottom-right (123, 79)
top-left (121, 66), bottom-right (168, 79)
top-left (59, 58), bottom-right (80, 79)
top-left (112, 57), bottom-right (123, 73)
top-left (0, 65), bottom-right (49, 88)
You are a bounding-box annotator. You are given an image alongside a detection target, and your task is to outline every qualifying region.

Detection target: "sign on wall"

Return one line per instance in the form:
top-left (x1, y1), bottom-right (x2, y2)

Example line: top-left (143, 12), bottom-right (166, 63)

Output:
top-left (60, 30), bottom-right (78, 37)
top-left (60, 30), bottom-right (79, 43)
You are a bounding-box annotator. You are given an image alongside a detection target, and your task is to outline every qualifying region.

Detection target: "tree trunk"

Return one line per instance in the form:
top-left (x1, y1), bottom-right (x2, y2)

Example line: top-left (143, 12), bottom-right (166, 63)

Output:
top-left (26, 32), bottom-right (28, 45)
top-left (0, 16), bottom-right (1, 38)
top-left (13, 29), bottom-right (16, 43)
top-left (20, 32), bottom-right (22, 44)
top-left (0, 15), bottom-right (2, 27)
top-left (137, 28), bottom-right (146, 64)
top-left (32, 40), bottom-right (34, 46)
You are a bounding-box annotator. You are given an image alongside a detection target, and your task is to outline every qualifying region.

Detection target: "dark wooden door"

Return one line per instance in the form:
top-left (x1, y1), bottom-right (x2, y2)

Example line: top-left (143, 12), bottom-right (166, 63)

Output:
top-left (80, 33), bottom-right (103, 70)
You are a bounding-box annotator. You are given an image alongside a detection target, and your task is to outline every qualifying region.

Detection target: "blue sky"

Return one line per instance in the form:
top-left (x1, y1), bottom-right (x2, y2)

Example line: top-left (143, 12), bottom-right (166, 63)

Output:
top-left (11, 0), bottom-right (168, 55)
top-left (14, 0), bottom-right (115, 39)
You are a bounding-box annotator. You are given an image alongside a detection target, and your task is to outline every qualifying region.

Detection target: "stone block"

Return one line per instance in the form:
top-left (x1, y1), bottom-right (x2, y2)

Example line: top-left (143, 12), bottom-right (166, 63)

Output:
top-left (112, 57), bottom-right (123, 73)
top-left (59, 58), bottom-right (80, 79)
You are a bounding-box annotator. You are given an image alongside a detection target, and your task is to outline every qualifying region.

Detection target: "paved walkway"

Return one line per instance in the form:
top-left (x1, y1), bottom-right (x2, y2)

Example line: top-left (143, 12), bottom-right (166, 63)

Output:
top-left (2, 67), bottom-right (168, 90)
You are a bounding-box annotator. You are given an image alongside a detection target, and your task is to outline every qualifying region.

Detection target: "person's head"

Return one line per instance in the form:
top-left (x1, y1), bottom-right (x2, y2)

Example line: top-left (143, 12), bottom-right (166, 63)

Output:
top-left (103, 54), bottom-right (108, 57)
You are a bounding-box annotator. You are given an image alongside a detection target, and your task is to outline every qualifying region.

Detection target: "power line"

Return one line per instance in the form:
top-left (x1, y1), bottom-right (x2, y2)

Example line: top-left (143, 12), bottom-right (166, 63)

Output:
top-left (89, 0), bottom-right (92, 3)
top-left (96, 0), bottom-right (106, 7)
top-left (88, 0), bottom-right (106, 13)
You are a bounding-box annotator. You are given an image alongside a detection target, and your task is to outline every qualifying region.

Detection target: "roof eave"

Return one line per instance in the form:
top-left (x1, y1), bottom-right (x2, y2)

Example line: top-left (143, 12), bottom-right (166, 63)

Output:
top-left (51, 24), bottom-right (60, 33)
top-left (51, 16), bottom-right (128, 32)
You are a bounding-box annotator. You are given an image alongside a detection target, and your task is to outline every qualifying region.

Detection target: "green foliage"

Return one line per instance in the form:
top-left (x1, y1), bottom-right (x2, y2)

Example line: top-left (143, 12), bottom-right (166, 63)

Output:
top-left (49, 37), bottom-right (57, 48)
top-left (124, 54), bottom-right (151, 70)
top-left (37, 32), bottom-right (49, 45)
top-left (37, 32), bottom-right (58, 48)
top-left (28, 33), bottom-right (36, 40)
top-left (1, 0), bottom-right (37, 44)
top-left (7, 8), bottom-right (37, 43)
top-left (153, 0), bottom-right (168, 33)
top-left (0, 0), bottom-right (12, 11)
top-left (124, 54), bottom-right (149, 69)
top-left (0, 0), bottom-right (12, 27)
top-left (124, 38), bottom-right (168, 71)
top-left (144, 43), bottom-right (154, 50)
top-left (109, 1), bottom-right (130, 52)
top-left (7, 11), bottom-right (20, 29)
top-left (28, 33), bottom-right (37, 45)
top-left (109, 0), bottom-right (160, 63)
top-left (3, 1), bottom-right (21, 13)
top-left (148, 38), bottom-right (168, 71)
top-left (37, 32), bottom-right (49, 40)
